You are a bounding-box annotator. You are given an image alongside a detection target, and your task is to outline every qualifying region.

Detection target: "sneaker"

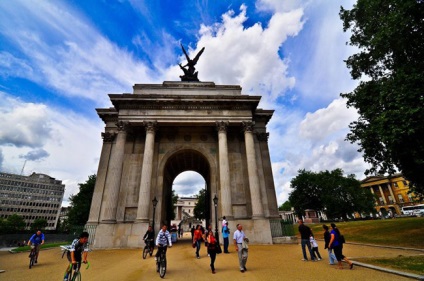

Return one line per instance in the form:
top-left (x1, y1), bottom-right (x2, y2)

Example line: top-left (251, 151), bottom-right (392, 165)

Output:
top-left (34, 260), bottom-right (38, 264)
top-left (197, 256), bottom-right (200, 259)
top-left (64, 279), bottom-right (68, 281)
top-left (240, 269), bottom-right (245, 273)
top-left (318, 258), bottom-right (322, 261)
top-left (154, 257), bottom-right (157, 261)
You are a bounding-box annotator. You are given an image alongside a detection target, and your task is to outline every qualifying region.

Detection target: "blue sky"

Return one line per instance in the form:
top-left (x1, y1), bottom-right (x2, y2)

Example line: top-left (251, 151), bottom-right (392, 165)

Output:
top-left (0, 0), bottom-right (368, 207)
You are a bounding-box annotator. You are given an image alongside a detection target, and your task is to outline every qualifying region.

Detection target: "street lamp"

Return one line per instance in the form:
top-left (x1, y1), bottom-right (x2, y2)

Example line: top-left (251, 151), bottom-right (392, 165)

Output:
top-left (152, 196), bottom-right (158, 235)
top-left (213, 194), bottom-right (219, 243)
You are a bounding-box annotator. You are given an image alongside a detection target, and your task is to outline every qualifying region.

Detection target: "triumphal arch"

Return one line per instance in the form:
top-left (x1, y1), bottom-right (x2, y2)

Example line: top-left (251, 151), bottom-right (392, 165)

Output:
top-left (86, 81), bottom-right (280, 248)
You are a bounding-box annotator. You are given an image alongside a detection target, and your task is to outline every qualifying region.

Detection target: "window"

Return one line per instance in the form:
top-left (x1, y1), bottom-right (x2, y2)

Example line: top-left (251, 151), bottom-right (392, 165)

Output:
top-left (397, 194), bottom-right (404, 203)
top-left (388, 196), bottom-right (394, 204)
top-left (403, 181), bottom-right (408, 186)
top-left (393, 182), bottom-right (398, 188)
top-left (379, 197), bottom-right (384, 205)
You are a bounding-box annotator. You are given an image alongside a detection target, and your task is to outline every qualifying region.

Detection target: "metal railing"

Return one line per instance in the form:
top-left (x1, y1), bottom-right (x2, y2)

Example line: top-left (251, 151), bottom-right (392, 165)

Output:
top-left (270, 219), bottom-right (295, 238)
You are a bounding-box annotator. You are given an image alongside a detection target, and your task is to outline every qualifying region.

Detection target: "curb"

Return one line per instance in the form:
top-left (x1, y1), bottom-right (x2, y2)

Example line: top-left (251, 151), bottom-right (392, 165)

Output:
top-left (353, 261), bottom-right (424, 280)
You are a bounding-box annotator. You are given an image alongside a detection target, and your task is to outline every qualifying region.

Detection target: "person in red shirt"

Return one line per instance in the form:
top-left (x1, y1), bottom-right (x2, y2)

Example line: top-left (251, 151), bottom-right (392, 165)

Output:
top-left (193, 225), bottom-right (203, 259)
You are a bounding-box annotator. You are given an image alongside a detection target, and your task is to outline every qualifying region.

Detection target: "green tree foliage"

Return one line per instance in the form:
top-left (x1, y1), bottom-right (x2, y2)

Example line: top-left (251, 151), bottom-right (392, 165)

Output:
top-left (66, 175), bottom-right (96, 226)
top-left (0, 214), bottom-right (26, 233)
top-left (170, 189), bottom-right (179, 220)
top-left (340, 1), bottom-right (424, 197)
top-left (193, 188), bottom-right (207, 220)
top-left (279, 201), bottom-right (292, 211)
top-left (31, 218), bottom-right (48, 231)
top-left (289, 169), bottom-right (375, 219)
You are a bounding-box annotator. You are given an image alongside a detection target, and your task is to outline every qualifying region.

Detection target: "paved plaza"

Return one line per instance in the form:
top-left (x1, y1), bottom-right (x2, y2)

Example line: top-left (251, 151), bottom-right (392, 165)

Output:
top-left (0, 235), bottom-right (422, 281)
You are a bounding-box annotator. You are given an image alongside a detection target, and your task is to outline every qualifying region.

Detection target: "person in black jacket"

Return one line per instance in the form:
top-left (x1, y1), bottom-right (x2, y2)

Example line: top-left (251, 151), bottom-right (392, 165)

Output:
top-left (298, 219), bottom-right (315, 261)
top-left (323, 225), bottom-right (337, 265)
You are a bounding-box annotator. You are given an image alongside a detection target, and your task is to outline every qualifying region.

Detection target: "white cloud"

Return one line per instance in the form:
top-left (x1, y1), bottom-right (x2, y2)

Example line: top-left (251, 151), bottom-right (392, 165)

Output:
top-left (0, 93), bottom-right (103, 205)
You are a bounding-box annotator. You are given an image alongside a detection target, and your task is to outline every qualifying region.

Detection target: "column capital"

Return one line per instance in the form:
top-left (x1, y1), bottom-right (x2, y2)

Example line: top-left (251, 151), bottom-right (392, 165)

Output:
top-left (256, 132), bottom-right (269, 142)
top-left (101, 132), bottom-right (116, 143)
top-left (216, 121), bottom-right (229, 132)
top-left (143, 121), bottom-right (158, 132)
top-left (242, 121), bottom-right (255, 132)
top-left (116, 121), bottom-right (129, 131)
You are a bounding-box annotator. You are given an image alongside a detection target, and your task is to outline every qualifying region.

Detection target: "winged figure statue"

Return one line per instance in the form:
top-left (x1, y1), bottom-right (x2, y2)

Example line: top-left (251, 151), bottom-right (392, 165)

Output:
top-left (179, 44), bottom-right (205, 81)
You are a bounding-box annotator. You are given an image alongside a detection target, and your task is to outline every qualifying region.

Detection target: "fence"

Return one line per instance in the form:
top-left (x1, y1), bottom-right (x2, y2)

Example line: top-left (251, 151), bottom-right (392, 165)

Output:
top-left (270, 219), bottom-right (295, 237)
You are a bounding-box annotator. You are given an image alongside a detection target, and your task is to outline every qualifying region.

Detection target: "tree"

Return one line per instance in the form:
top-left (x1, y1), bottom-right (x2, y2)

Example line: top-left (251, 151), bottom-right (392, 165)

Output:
top-left (289, 169), bottom-right (375, 219)
top-left (193, 189), bottom-right (207, 221)
top-left (170, 189), bottom-right (179, 221)
top-left (0, 214), bottom-right (26, 233)
top-left (31, 218), bottom-right (48, 231)
top-left (67, 175), bottom-right (96, 226)
top-left (340, 1), bottom-right (424, 198)
top-left (279, 201), bottom-right (292, 211)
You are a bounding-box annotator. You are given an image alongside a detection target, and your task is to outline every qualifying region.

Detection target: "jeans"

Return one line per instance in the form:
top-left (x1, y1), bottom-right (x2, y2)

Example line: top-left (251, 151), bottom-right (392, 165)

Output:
top-left (327, 248), bottom-right (337, 264)
top-left (223, 237), bottom-right (229, 253)
top-left (300, 239), bottom-right (314, 260)
top-left (195, 240), bottom-right (201, 257)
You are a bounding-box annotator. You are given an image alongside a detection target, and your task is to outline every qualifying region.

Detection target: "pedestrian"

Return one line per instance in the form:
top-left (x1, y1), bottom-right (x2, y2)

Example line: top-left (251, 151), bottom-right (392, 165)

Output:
top-left (310, 234), bottom-right (322, 260)
top-left (191, 225), bottom-right (195, 240)
top-left (204, 225), bottom-right (213, 256)
top-left (193, 225), bottom-right (203, 259)
top-left (27, 229), bottom-right (45, 264)
top-left (329, 223), bottom-right (353, 270)
top-left (233, 224), bottom-right (248, 273)
top-left (222, 222), bottom-right (230, 253)
top-left (207, 231), bottom-right (218, 274)
top-left (323, 224), bottom-right (337, 265)
top-left (297, 218), bottom-right (315, 261)
top-left (222, 216), bottom-right (227, 227)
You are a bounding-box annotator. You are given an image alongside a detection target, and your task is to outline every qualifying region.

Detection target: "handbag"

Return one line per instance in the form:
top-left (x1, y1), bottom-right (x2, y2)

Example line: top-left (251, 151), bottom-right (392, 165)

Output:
top-left (216, 243), bottom-right (222, 254)
top-left (192, 241), bottom-right (196, 248)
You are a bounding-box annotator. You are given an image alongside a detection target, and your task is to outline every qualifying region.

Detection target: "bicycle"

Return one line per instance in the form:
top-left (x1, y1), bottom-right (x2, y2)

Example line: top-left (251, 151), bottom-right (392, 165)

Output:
top-left (156, 244), bottom-right (168, 278)
top-left (64, 261), bottom-right (90, 281)
top-left (61, 245), bottom-right (90, 281)
top-left (28, 245), bottom-right (37, 269)
top-left (142, 239), bottom-right (154, 259)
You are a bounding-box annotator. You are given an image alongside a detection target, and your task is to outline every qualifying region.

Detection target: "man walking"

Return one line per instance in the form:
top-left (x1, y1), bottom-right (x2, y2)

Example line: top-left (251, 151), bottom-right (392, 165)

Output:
top-left (298, 218), bottom-right (315, 261)
top-left (233, 224), bottom-right (248, 273)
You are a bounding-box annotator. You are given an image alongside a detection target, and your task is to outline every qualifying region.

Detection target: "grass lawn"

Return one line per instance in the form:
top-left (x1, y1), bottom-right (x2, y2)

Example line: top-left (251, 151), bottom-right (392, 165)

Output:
top-left (307, 217), bottom-right (424, 249)
top-left (297, 217), bottom-right (424, 275)
top-left (11, 241), bottom-right (70, 253)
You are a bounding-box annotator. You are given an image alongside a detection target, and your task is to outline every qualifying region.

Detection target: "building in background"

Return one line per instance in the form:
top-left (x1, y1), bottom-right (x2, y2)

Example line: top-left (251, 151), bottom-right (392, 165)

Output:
top-left (0, 172), bottom-right (65, 230)
top-left (172, 196), bottom-right (200, 231)
top-left (361, 173), bottom-right (421, 217)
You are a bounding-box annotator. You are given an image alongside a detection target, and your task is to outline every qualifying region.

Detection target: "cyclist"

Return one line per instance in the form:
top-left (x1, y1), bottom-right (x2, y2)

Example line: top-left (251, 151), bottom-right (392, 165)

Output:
top-left (27, 229), bottom-right (45, 264)
top-left (155, 224), bottom-right (172, 261)
top-left (63, 232), bottom-right (89, 281)
top-left (143, 225), bottom-right (155, 255)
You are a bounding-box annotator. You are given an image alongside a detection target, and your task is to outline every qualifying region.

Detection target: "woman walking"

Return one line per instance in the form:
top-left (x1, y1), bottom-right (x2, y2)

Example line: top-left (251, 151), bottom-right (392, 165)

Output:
top-left (328, 223), bottom-right (353, 269)
top-left (193, 225), bottom-right (203, 259)
top-left (323, 225), bottom-right (337, 265)
top-left (207, 231), bottom-right (218, 273)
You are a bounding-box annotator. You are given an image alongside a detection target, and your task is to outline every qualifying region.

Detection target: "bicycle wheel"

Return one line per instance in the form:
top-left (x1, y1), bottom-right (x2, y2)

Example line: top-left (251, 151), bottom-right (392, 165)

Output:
top-left (143, 246), bottom-right (149, 259)
top-left (159, 258), bottom-right (166, 278)
top-left (72, 271), bottom-right (81, 281)
top-left (29, 251), bottom-right (35, 269)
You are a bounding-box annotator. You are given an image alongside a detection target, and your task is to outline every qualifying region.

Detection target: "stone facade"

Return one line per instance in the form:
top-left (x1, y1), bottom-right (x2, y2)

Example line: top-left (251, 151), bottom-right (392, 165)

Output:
top-left (87, 81), bottom-right (280, 248)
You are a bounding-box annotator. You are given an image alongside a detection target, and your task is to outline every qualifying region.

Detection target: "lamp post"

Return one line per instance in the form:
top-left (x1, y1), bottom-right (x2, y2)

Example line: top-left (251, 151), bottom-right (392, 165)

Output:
top-left (213, 194), bottom-right (219, 243)
top-left (152, 196), bottom-right (158, 235)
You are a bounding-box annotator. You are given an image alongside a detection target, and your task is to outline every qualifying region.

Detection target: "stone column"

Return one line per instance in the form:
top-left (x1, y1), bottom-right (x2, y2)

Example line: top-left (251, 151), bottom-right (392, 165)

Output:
top-left (136, 121), bottom-right (157, 222)
top-left (387, 183), bottom-right (396, 203)
top-left (242, 121), bottom-right (264, 218)
top-left (216, 121), bottom-right (233, 220)
top-left (87, 132), bottom-right (115, 224)
top-left (101, 121), bottom-right (128, 223)
top-left (378, 185), bottom-right (387, 204)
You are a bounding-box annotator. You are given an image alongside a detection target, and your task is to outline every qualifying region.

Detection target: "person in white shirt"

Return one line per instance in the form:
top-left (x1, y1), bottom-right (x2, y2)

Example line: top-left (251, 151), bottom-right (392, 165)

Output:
top-left (233, 224), bottom-right (248, 273)
top-left (310, 234), bottom-right (322, 260)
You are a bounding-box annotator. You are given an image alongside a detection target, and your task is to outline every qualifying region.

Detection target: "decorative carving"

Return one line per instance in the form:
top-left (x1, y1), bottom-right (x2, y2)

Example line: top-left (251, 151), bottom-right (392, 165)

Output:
top-left (216, 121), bottom-right (229, 132)
top-left (242, 121), bottom-right (255, 132)
top-left (143, 121), bottom-right (157, 133)
top-left (116, 121), bottom-right (129, 131)
top-left (179, 44), bottom-right (205, 82)
top-left (101, 132), bottom-right (116, 143)
top-left (184, 135), bottom-right (192, 142)
top-left (200, 135), bottom-right (208, 141)
top-left (256, 132), bottom-right (269, 142)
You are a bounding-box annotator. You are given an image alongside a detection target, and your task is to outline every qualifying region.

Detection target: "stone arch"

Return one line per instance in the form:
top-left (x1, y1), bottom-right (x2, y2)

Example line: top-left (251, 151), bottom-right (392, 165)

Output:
top-left (155, 145), bottom-right (218, 228)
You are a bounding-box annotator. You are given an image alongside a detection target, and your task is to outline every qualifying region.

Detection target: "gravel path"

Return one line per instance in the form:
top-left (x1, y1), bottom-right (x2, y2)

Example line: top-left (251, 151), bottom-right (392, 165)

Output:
top-left (0, 236), bottom-right (421, 281)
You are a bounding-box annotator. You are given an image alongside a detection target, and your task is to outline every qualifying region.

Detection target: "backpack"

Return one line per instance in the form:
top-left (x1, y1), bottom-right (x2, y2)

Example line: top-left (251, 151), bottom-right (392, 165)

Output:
top-left (339, 234), bottom-right (346, 244)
